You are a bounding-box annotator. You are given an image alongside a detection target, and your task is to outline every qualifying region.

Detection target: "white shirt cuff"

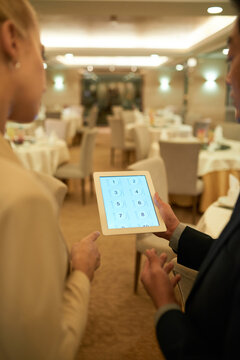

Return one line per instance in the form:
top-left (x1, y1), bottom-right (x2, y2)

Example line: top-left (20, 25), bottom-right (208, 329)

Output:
top-left (155, 303), bottom-right (182, 326)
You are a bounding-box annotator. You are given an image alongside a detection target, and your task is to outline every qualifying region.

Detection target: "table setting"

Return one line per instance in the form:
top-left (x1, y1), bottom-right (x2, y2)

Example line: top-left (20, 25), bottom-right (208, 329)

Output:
top-left (6, 125), bottom-right (70, 175)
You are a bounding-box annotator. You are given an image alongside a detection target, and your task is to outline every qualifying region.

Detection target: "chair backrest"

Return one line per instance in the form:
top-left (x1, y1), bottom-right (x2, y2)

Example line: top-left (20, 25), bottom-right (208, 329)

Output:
top-left (159, 140), bottom-right (201, 195)
top-left (86, 105), bottom-right (99, 128)
top-left (108, 116), bottom-right (125, 149)
top-left (45, 118), bottom-right (69, 141)
top-left (133, 124), bottom-right (151, 161)
top-left (112, 106), bottom-right (123, 117)
top-left (121, 110), bottom-right (135, 124)
top-left (222, 122), bottom-right (240, 141)
top-left (128, 157), bottom-right (168, 203)
top-left (79, 128), bottom-right (98, 176)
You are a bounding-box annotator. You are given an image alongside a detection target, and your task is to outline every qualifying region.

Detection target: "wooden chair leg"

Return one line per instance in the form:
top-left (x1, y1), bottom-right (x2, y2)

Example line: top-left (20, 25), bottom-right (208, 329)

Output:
top-left (192, 195), bottom-right (198, 224)
top-left (134, 251), bottom-right (142, 294)
top-left (81, 178), bottom-right (86, 205)
top-left (90, 174), bottom-right (94, 197)
top-left (122, 150), bottom-right (126, 168)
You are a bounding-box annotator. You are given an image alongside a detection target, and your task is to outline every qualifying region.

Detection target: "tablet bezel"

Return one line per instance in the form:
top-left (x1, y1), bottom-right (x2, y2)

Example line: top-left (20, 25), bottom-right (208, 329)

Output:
top-left (93, 171), bottom-right (166, 235)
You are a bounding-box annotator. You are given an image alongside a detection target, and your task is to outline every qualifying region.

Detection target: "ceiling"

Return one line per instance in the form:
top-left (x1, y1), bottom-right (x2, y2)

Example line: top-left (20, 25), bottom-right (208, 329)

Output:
top-left (29, 0), bottom-right (237, 70)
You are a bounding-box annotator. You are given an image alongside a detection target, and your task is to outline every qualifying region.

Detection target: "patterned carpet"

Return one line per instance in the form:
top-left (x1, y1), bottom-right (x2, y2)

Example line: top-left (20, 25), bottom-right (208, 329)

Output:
top-left (59, 129), bottom-right (199, 360)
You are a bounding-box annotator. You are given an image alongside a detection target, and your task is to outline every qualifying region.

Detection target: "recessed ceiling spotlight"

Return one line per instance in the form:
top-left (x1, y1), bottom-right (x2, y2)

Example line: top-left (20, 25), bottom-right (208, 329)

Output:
top-left (207, 6), bottom-right (223, 14)
top-left (150, 54), bottom-right (159, 59)
top-left (87, 65), bottom-right (94, 72)
top-left (131, 66), bottom-right (137, 72)
top-left (187, 57), bottom-right (197, 67)
top-left (109, 65), bottom-right (116, 72)
top-left (65, 53), bottom-right (74, 59)
top-left (222, 48), bottom-right (229, 55)
top-left (110, 15), bottom-right (118, 26)
top-left (176, 64), bottom-right (184, 71)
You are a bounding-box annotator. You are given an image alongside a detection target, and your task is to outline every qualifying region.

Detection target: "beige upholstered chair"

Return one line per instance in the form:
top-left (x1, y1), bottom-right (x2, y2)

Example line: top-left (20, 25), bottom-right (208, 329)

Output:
top-left (107, 115), bottom-right (135, 167)
top-left (159, 140), bottom-right (203, 224)
top-left (128, 157), bottom-right (176, 293)
top-left (45, 118), bottom-right (69, 142)
top-left (85, 105), bottom-right (99, 128)
top-left (54, 128), bottom-right (97, 204)
top-left (222, 122), bottom-right (240, 141)
top-left (133, 124), bottom-right (151, 161)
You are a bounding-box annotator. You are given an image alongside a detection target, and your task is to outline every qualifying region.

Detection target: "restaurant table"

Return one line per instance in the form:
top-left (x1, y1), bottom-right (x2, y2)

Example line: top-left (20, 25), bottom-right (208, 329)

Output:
top-left (198, 139), bottom-right (240, 212)
top-left (11, 138), bottom-right (70, 175)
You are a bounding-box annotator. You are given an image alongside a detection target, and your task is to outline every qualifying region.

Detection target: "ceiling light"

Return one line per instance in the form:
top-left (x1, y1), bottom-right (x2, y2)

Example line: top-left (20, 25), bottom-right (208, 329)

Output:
top-left (131, 66), bottom-right (137, 72)
top-left (65, 53), bottom-right (74, 59)
top-left (56, 55), bottom-right (168, 68)
top-left (207, 7), bottom-right (223, 14)
top-left (222, 48), bottom-right (229, 55)
top-left (110, 15), bottom-right (118, 26)
top-left (43, 62), bottom-right (48, 70)
top-left (187, 57), bottom-right (197, 67)
top-left (87, 65), bottom-right (94, 72)
top-left (109, 65), bottom-right (115, 72)
top-left (176, 64), bottom-right (184, 71)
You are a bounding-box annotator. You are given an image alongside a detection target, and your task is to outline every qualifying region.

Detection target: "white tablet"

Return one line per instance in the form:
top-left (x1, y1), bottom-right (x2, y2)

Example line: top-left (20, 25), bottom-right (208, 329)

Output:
top-left (94, 171), bottom-right (166, 235)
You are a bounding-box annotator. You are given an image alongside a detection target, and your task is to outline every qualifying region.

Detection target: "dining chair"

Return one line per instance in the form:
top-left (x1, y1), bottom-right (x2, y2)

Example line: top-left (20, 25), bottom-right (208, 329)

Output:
top-left (45, 118), bottom-right (70, 142)
top-left (222, 122), bottom-right (240, 141)
top-left (107, 115), bottom-right (135, 167)
top-left (159, 140), bottom-right (203, 224)
top-left (54, 128), bottom-right (98, 204)
top-left (85, 105), bottom-right (99, 128)
top-left (132, 123), bottom-right (151, 161)
top-left (128, 157), bottom-right (176, 293)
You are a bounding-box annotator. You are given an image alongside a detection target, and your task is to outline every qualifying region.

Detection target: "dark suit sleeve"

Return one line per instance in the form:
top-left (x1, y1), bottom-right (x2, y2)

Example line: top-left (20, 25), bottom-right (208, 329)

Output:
top-left (177, 226), bottom-right (214, 271)
top-left (156, 309), bottom-right (209, 360)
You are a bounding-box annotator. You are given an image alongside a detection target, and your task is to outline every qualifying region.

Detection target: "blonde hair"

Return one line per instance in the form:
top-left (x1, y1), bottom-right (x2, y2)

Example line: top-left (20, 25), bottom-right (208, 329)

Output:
top-left (0, 0), bottom-right (37, 38)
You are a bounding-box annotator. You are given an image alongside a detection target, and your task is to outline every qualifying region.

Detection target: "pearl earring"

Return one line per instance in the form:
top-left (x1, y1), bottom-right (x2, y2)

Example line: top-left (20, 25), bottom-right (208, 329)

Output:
top-left (15, 62), bottom-right (21, 69)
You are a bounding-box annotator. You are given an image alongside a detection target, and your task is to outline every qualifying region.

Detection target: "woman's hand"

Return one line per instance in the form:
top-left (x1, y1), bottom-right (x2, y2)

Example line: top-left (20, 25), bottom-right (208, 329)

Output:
top-left (153, 193), bottom-right (180, 240)
top-left (141, 249), bottom-right (181, 309)
top-left (71, 231), bottom-right (101, 281)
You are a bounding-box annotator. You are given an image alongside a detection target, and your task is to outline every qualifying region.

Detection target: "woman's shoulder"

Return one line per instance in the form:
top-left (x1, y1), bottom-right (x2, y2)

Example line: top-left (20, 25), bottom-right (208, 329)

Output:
top-left (0, 157), bottom-right (55, 209)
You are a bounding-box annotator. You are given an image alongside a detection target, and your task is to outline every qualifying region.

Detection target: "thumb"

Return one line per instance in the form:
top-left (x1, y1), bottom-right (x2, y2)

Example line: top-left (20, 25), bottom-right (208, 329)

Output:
top-left (154, 192), bottom-right (164, 208)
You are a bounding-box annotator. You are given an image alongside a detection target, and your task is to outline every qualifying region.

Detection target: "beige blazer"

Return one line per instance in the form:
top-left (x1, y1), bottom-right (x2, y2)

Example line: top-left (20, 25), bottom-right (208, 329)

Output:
top-left (0, 134), bottom-right (90, 360)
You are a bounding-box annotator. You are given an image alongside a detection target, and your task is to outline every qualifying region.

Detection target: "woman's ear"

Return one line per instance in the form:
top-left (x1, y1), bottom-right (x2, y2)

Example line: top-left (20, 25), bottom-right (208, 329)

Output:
top-left (0, 20), bottom-right (21, 64)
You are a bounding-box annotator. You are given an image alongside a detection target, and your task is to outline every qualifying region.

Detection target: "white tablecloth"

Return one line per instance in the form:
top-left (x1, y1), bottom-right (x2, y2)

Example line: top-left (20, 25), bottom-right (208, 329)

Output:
top-left (12, 139), bottom-right (70, 175)
top-left (198, 139), bottom-right (240, 176)
top-left (149, 124), bottom-right (193, 142)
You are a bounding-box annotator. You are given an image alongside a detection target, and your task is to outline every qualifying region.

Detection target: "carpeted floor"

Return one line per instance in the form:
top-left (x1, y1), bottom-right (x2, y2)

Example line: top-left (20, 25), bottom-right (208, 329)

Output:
top-left (59, 128), bottom-right (200, 360)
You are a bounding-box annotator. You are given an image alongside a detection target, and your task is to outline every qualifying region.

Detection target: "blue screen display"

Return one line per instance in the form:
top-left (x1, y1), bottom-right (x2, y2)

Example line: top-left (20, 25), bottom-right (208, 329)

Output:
top-left (100, 175), bottom-right (160, 229)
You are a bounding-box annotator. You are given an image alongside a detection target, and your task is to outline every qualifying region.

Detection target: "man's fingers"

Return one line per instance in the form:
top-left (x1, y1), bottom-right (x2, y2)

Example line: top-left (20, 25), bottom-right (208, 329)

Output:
top-left (83, 231), bottom-right (101, 242)
top-left (145, 250), bottom-right (168, 269)
top-left (171, 274), bottom-right (181, 287)
top-left (163, 261), bottom-right (174, 274)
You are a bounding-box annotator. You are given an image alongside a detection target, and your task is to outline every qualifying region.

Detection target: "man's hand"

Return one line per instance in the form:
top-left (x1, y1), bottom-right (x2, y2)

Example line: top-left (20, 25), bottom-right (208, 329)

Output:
top-left (154, 193), bottom-right (180, 240)
top-left (141, 250), bottom-right (181, 309)
top-left (71, 231), bottom-right (101, 281)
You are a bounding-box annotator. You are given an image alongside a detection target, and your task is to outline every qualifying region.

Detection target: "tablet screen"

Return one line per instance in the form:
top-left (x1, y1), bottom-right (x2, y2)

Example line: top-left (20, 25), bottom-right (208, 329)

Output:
top-left (99, 175), bottom-right (159, 229)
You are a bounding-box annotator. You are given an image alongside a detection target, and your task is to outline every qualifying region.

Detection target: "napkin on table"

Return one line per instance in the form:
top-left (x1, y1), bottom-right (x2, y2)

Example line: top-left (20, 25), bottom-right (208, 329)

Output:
top-left (213, 125), bottom-right (223, 143)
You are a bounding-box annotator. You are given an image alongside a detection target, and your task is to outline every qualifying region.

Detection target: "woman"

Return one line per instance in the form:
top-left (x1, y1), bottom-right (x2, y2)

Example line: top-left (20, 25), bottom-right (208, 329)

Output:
top-left (0, 1), bottom-right (100, 359)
